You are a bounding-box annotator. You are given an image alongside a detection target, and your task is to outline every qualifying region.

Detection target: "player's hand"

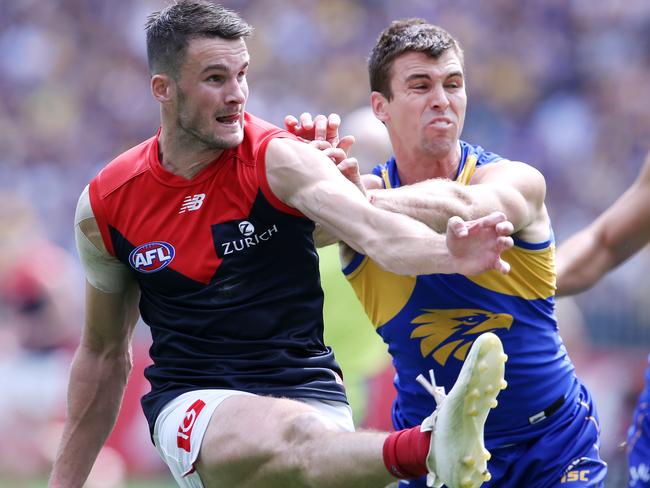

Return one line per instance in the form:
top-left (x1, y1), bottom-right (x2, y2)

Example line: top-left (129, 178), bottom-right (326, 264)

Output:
top-left (285, 112), bottom-right (355, 155)
top-left (446, 212), bottom-right (514, 275)
top-left (285, 112), bottom-right (340, 144)
top-left (335, 157), bottom-right (366, 195)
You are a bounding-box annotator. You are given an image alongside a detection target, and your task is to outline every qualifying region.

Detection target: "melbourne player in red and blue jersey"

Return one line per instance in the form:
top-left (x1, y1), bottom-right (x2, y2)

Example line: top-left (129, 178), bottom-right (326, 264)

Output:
top-left (49, 3), bottom-right (516, 488)
top-left (88, 112), bottom-right (350, 435)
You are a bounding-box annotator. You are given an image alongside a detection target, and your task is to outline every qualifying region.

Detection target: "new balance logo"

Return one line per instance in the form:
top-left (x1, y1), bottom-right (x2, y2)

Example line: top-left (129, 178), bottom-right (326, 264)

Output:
top-left (179, 193), bottom-right (206, 213)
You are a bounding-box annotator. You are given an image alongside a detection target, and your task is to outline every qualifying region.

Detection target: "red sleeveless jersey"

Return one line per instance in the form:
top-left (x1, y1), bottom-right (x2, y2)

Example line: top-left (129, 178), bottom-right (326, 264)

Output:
top-left (89, 113), bottom-right (346, 436)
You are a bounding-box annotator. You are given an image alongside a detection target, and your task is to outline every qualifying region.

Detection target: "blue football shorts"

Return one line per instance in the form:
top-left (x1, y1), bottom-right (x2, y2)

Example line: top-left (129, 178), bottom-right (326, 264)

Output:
top-left (399, 383), bottom-right (607, 488)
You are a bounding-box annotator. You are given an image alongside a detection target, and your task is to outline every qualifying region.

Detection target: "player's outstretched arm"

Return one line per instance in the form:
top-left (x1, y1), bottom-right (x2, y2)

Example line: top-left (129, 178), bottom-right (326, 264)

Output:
top-left (556, 151), bottom-right (650, 296)
top-left (285, 112), bottom-right (360, 248)
top-left (49, 191), bottom-right (140, 488)
top-left (368, 160), bottom-right (546, 240)
top-left (265, 138), bottom-right (513, 276)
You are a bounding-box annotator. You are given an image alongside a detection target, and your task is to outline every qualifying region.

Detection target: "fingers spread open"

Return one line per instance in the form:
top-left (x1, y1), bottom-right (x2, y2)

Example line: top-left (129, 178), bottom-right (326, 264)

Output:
top-left (496, 257), bottom-right (511, 274)
top-left (477, 211), bottom-right (507, 227)
top-left (498, 236), bottom-right (514, 252)
top-left (314, 114), bottom-right (328, 141)
top-left (326, 113), bottom-right (341, 143)
top-left (300, 112), bottom-right (314, 131)
top-left (284, 115), bottom-right (299, 132)
top-left (447, 215), bottom-right (468, 237)
top-left (496, 221), bottom-right (514, 236)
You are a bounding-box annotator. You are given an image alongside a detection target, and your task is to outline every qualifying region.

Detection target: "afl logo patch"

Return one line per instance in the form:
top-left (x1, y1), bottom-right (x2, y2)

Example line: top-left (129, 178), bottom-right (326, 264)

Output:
top-left (129, 241), bottom-right (175, 273)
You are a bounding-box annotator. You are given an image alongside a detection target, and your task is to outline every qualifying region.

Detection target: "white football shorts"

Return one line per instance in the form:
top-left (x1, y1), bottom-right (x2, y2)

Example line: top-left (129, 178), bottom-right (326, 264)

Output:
top-left (153, 389), bottom-right (354, 487)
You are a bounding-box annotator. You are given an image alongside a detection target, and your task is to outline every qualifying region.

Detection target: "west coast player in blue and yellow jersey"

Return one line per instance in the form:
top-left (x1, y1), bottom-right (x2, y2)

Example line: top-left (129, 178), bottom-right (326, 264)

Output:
top-left (288, 19), bottom-right (607, 487)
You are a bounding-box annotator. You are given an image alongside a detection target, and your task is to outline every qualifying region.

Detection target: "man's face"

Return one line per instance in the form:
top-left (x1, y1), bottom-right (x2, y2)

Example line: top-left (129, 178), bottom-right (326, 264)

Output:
top-left (381, 50), bottom-right (467, 158)
top-left (172, 37), bottom-right (249, 149)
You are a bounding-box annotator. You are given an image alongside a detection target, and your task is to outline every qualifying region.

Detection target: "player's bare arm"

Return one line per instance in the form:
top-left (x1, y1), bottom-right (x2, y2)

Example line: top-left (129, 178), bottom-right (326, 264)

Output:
top-left (556, 151), bottom-right (650, 296)
top-left (49, 191), bottom-right (140, 488)
top-left (285, 113), bottom-right (359, 248)
top-left (368, 160), bottom-right (549, 242)
top-left (312, 157), bottom-right (384, 247)
top-left (265, 137), bottom-right (513, 276)
top-left (284, 112), bottom-right (386, 247)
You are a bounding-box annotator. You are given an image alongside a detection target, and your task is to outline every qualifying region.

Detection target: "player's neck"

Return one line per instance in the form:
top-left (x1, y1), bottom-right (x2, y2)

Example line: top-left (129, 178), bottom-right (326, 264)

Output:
top-left (158, 127), bottom-right (224, 180)
top-left (394, 141), bottom-right (461, 185)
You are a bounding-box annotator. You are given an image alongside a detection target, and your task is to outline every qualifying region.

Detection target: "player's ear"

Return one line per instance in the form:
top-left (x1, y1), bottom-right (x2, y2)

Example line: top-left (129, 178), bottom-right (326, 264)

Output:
top-left (151, 74), bottom-right (174, 103)
top-left (371, 91), bottom-right (389, 123)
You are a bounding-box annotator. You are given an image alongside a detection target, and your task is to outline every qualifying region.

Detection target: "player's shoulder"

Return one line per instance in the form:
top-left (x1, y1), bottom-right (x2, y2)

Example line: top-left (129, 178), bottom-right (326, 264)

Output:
top-left (460, 140), bottom-right (502, 166)
top-left (243, 112), bottom-right (298, 141)
top-left (92, 135), bottom-right (156, 197)
top-left (239, 112), bottom-right (299, 163)
top-left (244, 112), bottom-right (281, 132)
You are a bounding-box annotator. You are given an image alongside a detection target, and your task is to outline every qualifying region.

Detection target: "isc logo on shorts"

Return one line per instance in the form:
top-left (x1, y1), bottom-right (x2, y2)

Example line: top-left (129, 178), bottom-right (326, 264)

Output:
top-left (129, 241), bottom-right (175, 273)
top-left (177, 399), bottom-right (206, 452)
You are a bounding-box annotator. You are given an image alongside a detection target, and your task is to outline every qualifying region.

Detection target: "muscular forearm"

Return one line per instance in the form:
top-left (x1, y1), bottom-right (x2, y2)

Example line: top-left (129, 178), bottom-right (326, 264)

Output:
top-left (49, 344), bottom-right (131, 488)
top-left (358, 208), bottom-right (484, 276)
top-left (368, 181), bottom-right (473, 233)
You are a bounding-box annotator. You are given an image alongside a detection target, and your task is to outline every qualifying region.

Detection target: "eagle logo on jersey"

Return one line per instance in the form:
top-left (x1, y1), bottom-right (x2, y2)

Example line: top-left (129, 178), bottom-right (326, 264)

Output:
top-left (410, 309), bottom-right (513, 365)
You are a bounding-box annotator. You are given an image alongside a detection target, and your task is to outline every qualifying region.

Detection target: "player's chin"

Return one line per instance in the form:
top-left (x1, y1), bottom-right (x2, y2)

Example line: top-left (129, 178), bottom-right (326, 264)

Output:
top-left (215, 129), bottom-right (244, 149)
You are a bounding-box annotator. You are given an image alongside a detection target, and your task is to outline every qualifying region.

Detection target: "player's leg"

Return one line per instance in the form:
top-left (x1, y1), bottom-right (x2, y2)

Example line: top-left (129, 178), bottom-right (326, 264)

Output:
top-left (152, 389), bottom-right (257, 488)
top-left (153, 388), bottom-right (389, 487)
top-left (153, 332), bottom-right (507, 488)
top-left (195, 394), bottom-right (392, 487)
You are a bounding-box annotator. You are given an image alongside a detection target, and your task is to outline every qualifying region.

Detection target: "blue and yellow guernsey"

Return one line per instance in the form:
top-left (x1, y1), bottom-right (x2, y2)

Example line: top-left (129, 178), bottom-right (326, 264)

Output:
top-left (344, 140), bottom-right (580, 447)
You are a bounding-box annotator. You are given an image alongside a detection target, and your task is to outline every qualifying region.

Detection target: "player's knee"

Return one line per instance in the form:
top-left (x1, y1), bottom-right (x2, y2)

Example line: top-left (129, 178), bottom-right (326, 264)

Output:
top-left (271, 410), bottom-right (340, 483)
top-left (247, 410), bottom-right (338, 485)
top-left (198, 409), bottom-right (335, 486)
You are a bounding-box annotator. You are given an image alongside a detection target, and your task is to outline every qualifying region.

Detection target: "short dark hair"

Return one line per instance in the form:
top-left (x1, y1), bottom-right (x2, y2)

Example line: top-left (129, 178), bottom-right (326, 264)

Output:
top-left (368, 19), bottom-right (464, 100)
top-left (145, 0), bottom-right (253, 78)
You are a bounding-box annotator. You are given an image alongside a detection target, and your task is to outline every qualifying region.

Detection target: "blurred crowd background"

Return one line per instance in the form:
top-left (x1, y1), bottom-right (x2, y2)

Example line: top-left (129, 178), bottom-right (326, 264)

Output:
top-left (1, 0), bottom-right (649, 486)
